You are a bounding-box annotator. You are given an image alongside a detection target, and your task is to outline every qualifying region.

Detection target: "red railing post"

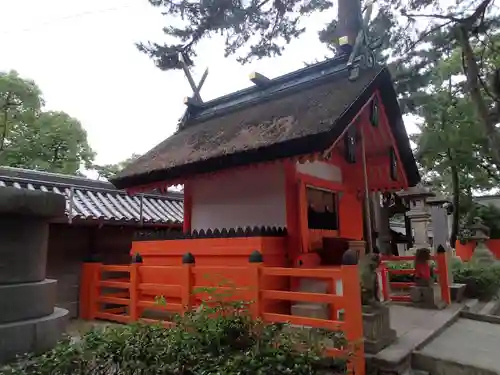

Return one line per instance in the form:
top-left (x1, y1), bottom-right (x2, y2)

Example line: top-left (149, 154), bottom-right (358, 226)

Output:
top-left (248, 250), bottom-right (263, 319)
top-left (79, 261), bottom-right (101, 320)
top-left (379, 263), bottom-right (390, 302)
top-left (436, 246), bottom-right (451, 305)
top-left (129, 253), bottom-right (142, 322)
top-left (182, 252), bottom-right (196, 314)
top-left (341, 263), bottom-right (365, 375)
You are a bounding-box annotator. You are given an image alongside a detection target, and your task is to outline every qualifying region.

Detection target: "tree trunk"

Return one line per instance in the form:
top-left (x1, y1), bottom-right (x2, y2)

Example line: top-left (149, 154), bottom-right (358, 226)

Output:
top-left (450, 162), bottom-right (460, 248)
top-left (0, 94), bottom-right (11, 152)
top-left (456, 25), bottom-right (500, 170)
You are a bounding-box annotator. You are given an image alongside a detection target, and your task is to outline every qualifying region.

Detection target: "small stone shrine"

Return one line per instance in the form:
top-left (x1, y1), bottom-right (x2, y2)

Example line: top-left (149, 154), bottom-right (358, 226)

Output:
top-left (470, 217), bottom-right (496, 266)
top-left (359, 253), bottom-right (396, 354)
top-left (0, 187), bottom-right (68, 363)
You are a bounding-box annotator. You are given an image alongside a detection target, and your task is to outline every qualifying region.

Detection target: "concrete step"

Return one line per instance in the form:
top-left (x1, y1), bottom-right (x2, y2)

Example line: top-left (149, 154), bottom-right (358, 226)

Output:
top-left (367, 304), bottom-right (462, 375)
top-left (412, 317), bottom-right (500, 375)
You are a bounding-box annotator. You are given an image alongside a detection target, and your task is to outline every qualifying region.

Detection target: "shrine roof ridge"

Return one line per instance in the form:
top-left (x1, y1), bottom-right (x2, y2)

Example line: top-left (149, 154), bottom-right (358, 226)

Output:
top-left (112, 60), bottom-right (421, 190)
top-left (185, 55), bottom-right (351, 125)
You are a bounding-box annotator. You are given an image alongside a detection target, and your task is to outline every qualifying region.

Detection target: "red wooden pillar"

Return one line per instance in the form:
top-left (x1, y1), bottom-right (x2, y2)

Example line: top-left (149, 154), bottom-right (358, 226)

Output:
top-left (248, 250), bottom-right (263, 319)
top-left (181, 252), bottom-right (195, 314)
top-left (436, 247), bottom-right (451, 305)
top-left (79, 262), bottom-right (101, 320)
top-left (341, 264), bottom-right (365, 375)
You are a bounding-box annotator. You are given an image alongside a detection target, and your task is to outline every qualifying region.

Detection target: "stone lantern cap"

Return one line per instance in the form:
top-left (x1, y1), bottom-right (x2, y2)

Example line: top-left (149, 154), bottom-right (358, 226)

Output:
top-left (397, 184), bottom-right (436, 200)
top-left (469, 217), bottom-right (490, 240)
top-left (427, 195), bottom-right (451, 206)
top-left (0, 186), bottom-right (66, 219)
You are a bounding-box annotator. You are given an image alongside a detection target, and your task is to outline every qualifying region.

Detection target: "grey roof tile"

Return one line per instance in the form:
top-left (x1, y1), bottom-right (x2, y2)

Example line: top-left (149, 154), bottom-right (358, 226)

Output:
top-left (0, 166), bottom-right (183, 225)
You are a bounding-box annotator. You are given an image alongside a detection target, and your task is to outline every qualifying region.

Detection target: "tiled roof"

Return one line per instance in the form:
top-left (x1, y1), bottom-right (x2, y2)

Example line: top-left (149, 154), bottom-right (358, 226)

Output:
top-left (0, 167), bottom-right (183, 225)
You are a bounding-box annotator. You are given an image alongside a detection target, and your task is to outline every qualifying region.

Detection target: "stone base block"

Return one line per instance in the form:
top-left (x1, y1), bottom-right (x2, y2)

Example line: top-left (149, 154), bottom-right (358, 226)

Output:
top-left (363, 303), bottom-right (397, 354)
top-left (0, 279), bottom-right (57, 324)
top-left (410, 285), bottom-right (446, 309)
top-left (291, 303), bottom-right (329, 320)
top-left (450, 283), bottom-right (466, 302)
top-left (56, 301), bottom-right (79, 319)
top-left (0, 307), bottom-right (69, 364)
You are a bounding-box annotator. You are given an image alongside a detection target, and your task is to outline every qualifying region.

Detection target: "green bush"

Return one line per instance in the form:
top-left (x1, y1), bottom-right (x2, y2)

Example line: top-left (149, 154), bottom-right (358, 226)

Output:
top-left (452, 262), bottom-right (500, 300)
top-left (1, 287), bottom-right (349, 375)
top-left (386, 261), bottom-right (437, 283)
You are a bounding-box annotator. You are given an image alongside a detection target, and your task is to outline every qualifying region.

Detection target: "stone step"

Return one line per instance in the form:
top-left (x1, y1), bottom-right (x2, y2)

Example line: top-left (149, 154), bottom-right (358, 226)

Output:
top-left (297, 278), bottom-right (329, 294)
top-left (0, 307), bottom-right (69, 363)
top-left (291, 303), bottom-right (329, 320)
top-left (402, 370), bottom-right (429, 375)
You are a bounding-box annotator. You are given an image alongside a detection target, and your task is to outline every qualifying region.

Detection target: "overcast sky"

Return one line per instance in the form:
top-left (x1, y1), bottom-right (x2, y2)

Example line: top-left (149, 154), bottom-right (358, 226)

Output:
top-left (0, 0), bottom-right (418, 169)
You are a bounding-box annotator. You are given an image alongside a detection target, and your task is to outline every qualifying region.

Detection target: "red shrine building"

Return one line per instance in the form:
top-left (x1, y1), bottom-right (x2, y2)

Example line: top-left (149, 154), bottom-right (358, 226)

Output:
top-left (112, 57), bottom-right (419, 267)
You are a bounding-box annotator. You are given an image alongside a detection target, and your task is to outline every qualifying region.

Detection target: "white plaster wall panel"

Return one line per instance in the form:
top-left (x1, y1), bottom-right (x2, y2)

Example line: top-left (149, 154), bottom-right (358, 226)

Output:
top-left (296, 161), bottom-right (342, 182)
top-left (191, 164), bottom-right (286, 230)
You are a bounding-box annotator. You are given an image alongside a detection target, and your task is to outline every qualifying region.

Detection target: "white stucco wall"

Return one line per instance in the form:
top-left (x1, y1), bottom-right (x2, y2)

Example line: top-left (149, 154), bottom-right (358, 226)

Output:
top-left (296, 161), bottom-right (342, 182)
top-left (191, 163), bottom-right (286, 230)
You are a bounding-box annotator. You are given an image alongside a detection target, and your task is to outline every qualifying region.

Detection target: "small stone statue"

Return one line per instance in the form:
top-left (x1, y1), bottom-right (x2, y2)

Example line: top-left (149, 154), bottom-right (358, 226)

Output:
top-left (414, 247), bottom-right (432, 287)
top-left (359, 253), bottom-right (382, 307)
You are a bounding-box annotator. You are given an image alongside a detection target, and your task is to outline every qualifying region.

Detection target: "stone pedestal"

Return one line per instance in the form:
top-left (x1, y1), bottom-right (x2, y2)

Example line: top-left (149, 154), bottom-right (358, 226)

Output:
top-left (362, 303), bottom-right (396, 354)
top-left (409, 284), bottom-right (446, 310)
top-left (0, 187), bottom-right (68, 363)
top-left (290, 278), bottom-right (330, 321)
top-left (450, 283), bottom-right (466, 302)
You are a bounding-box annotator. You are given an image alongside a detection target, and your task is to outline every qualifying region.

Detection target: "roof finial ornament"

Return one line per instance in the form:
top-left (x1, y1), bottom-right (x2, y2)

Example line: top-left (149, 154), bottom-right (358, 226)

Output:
top-left (177, 52), bottom-right (209, 129)
top-left (337, 0), bottom-right (381, 81)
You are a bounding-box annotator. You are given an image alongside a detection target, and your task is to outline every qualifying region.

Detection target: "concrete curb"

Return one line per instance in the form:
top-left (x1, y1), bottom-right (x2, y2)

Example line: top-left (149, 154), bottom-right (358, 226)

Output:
top-left (460, 310), bottom-right (500, 325)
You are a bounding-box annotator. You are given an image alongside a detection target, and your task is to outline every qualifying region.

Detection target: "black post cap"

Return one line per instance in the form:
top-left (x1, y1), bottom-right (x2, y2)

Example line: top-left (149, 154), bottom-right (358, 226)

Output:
top-left (437, 244), bottom-right (446, 254)
top-left (85, 253), bottom-right (102, 263)
top-left (182, 252), bottom-right (196, 264)
top-left (249, 250), bottom-right (263, 263)
top-left (132, 253), bottom-right (143, 263)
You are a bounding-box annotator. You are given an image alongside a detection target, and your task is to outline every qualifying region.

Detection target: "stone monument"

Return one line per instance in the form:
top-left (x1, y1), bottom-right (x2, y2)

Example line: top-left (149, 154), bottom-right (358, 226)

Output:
top-left (359, 253), bottom-right (396, 354)
top-left (469, 218), bottom-right (496, 266)
top-left (428, 196), bottom-right (466, 302)
top-left (0, 187), bottom-right (68, 363)
top-left (397, 184), bottom-right (435, 252)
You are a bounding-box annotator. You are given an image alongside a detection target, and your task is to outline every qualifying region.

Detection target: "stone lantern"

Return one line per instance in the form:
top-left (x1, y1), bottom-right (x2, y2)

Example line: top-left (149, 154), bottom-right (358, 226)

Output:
top-left (397, 184), bottom-right (435, 252)
top-left (0, 187), bottom-right (68, 363)
top-left (469, 217), bottom-right (496, 266)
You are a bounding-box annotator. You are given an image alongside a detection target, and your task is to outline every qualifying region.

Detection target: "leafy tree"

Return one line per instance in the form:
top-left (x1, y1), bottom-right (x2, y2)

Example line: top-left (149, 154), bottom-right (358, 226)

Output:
top-left (95, 153), bottom-right (141, 181)
top-left (0, 70), bottom-right (42, 151)
top-left (0, 71), bottom-right (96, 175)
top-left (2, 111), bottom-right (96, 175)
top-left (138, 0), bottom-right (500, 169)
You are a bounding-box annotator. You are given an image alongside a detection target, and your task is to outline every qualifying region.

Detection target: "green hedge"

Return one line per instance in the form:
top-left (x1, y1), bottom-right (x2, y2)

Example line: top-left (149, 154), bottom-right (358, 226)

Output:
top-left (1, 289), bottom-right (349, 375)
top-left (386, 261), bottom-right (437, 283)
top-left (453, 262), bottom-right (500, 300)
top-left (386, 259), bottom-right (500, 300)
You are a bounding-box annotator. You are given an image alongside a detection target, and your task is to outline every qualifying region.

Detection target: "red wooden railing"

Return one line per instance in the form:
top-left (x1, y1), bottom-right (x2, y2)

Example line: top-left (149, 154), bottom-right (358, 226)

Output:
top-left (79, 258), bottom-right (365, 375)
top-left (379, 252), bottom-right (451, 304)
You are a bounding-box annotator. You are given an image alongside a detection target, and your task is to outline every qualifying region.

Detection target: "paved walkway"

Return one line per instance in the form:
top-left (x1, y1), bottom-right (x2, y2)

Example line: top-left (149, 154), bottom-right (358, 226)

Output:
top-left (389, 304), bottom-right (462, 337)
top-left (369, 304), bottom-right (462, 367)
top-left (419, 318), bottom-right (500, 373)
